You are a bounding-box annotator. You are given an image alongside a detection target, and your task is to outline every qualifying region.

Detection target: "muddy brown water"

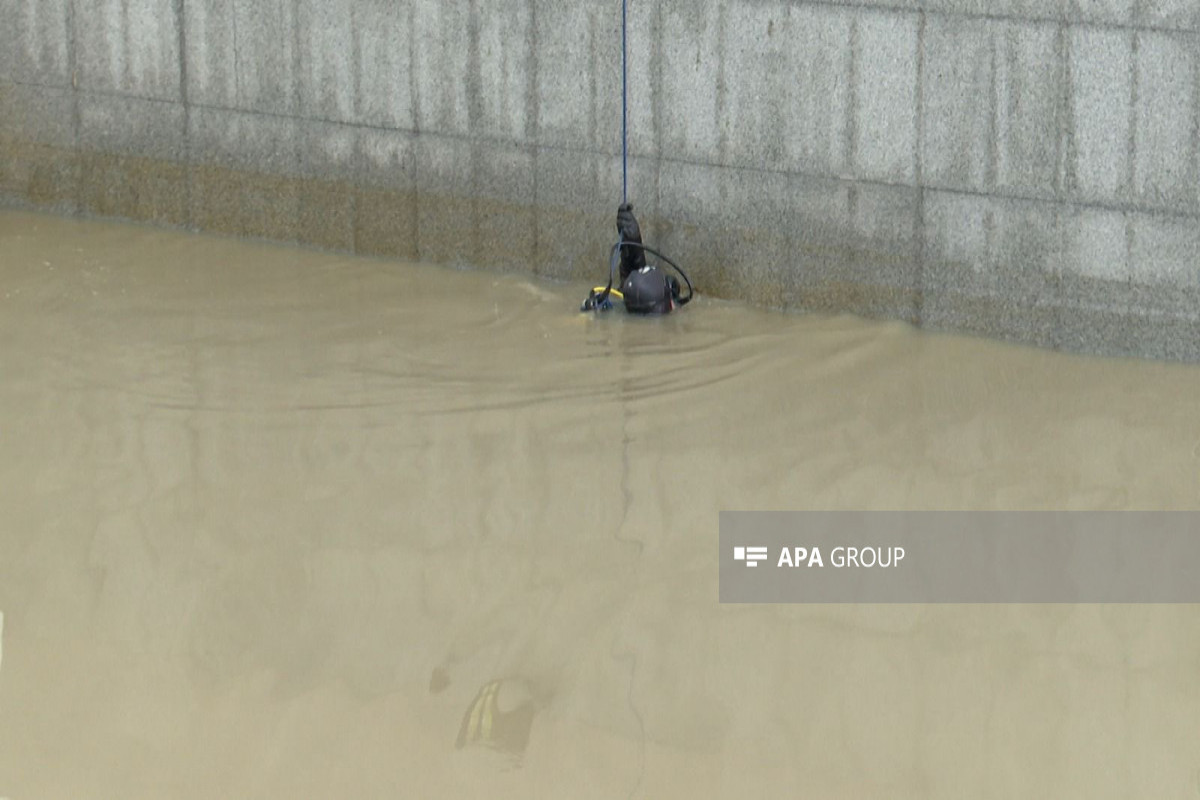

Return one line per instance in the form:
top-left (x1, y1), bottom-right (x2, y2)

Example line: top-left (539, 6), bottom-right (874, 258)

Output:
top-left (1, 209), bottom-right (1199, 798)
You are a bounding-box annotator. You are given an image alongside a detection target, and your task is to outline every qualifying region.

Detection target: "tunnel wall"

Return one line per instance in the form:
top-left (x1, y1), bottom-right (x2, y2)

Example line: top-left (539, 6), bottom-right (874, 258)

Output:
top-left (2, 0), bottom-right (1198, 361)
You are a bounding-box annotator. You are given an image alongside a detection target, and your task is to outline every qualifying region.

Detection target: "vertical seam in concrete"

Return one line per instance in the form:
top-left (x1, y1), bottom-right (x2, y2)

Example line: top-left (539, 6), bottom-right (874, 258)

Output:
top-left (408, 123), bottom-right (417, 262)
top-left (350, 3), bottom-right (362, 121)
top-left (291, 0), bottom-right (302, 117)
top-left (1191, 30), bottom-right (1200, 214)
top-left (1004, 23), bottom-right (1020, 193)
top-left (346, 14), bottom-right (360, 265)
top-left (1048, 198), bottom-right (1064, 346)
top-left (986, 22), bottom-right (999, 190)
top-left (914, 11), bottom-right (925, 188)
top-left (349, 165), bottom-right (358, 259)
top-left (121, 0), bottom-right (131, 94)
top-left (984, 206), bottom-right (996, 280)
top-left (847, 15), bottom-right (859, 178)
top-left (409, 1), bottom-right (421, 136)
top-left (652, 0), bottom-right (663, 227)
top-left (232, 1), bottom-right (242, 107)
top-left (1124, 211), bottom-right (1134, 288)
top-left (528, 0), bottom-right (540, 273)
top-left (915, 11), bottom-right (927, 324)
top-left (716, 2), bottom-right (728, 165)
top-left (526, 0), bottom-right (539, 145)
top-left (1058, 23), bottom-right (1074, 201)
top-left (1051, 22), bottom-right (1070, 350)
top-left (176, 0), bottom-right (192, 229)
top-left (409, 0), bottom-right (421, 258)
top-left (465, 0), bottom-right (483, 133)
top-left (588, 6), bottom-right (597, 151)
top-left (68, 0), bottom-right (81, 216)
top-left (467, 0), bottom-right (482, 265)
top-left (1125, 30), bottom-right (1138, 289)
top-left (291, 0), bottom-right (302, 193)
top-left (1128, 30), bottom-right (1140, 203)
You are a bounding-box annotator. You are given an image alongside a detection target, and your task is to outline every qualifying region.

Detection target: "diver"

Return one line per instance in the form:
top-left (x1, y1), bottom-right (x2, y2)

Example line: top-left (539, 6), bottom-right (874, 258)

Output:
top-left (581, 203), bottom-right (693, 314)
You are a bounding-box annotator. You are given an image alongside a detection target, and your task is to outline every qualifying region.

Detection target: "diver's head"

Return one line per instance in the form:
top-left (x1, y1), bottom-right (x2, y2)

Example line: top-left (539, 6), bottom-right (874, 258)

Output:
top-left (622, 265), bottom-right (675, 315)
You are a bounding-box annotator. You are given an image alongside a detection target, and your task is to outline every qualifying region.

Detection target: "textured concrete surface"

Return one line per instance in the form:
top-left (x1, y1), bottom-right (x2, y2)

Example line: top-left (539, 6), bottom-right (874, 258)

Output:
top-left (2, 0), bottom-right (1199, 361)
top-left (0, 0), bottom-right (73, 86)
top-left (74, 0), bottom-right (182, 100)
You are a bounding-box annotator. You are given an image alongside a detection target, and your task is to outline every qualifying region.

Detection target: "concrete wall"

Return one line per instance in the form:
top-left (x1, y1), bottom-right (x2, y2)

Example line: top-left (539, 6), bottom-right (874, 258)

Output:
top-left (2, 0), bottom-right (1198, 362)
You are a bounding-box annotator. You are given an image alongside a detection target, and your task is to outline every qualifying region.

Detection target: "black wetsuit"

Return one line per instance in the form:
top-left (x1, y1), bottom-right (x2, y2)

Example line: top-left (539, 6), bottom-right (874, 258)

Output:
top-left (617, 203), bottom-right (647, 284)
top-left (616, 204), bottom-right (678, 314)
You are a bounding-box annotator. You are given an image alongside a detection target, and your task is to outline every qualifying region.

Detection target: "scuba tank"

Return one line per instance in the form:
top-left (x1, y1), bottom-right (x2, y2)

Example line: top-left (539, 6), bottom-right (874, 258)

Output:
top-left (622, 265), bottom-right (681, 315)
top-left (580, 204), bottom-right (694, 315)
top-left (580, 243), bottom-right (693, 315)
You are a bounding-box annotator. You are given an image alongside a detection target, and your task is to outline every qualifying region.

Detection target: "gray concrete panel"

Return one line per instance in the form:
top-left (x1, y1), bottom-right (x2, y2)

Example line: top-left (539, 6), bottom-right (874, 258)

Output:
top-left (296, 120), bottom-right (358, 251)
top-left (413, 0), bottom-right (470, 136)
top-left (922, 15), bottom-right (993, 192)
top-left (537, 147), bottom-right (657, 281)
top-left (296, 0), bottom-right (358, 124)
top-left (661, 2), bottom-right (721, 163)
top-left (1133, 31), bottom-right (1197, 212)
top-left (1138, 0), bottom-right (1200, 30)
top-left (77, 93), bottom-right (187, 225)
top-left (1130, 213), bottom-right (1200, 287)
top-left (1072, 0), bottom-right (1136, 26)
top-left (78, 92), bottom-right (185, 160)
top-left (0, 0), bottom-right (73, 86)
top-left (355, 127), bottom-right (417, 260)
top-left (923, 18), bottom-right (1061, 199)
top-left (1062, 205), bottom-right (1131, 282)
top-left (782, 5), bottom-right (853, 178)
top-left (352, 1), bottom-right (416, 131)
top-left (722, 0), bottom-right (794, 171)
top-left (1068, 26), bottom-right (1134, 205)
top-left (922, 0), bottom-right (1067, 20)
top-left (0, 80), bottom-right (78, 211)
top-left (853, 10), bottom-right (919, 184)
top-left (0, 78), bottom-right (75, 146)
top-left (188, 106), bottom-right (300, 240)
top-left (476, 0), bottom-right (533, 142)
top-left (74, 0), bottom-right (181, 99)
top-left (993, 21), bottom-right (1062, 199)
top-left (415, 134), bottom-right (471, 267)
top-left (185, 0), bottom-right (296, 114)
top-left (474, 140), bottom-right (536, 272)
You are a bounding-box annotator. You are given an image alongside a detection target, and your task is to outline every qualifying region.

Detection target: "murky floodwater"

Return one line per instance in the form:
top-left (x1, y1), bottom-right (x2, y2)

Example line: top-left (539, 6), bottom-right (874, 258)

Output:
top-left (2, 209), bottom-right (1199, 798)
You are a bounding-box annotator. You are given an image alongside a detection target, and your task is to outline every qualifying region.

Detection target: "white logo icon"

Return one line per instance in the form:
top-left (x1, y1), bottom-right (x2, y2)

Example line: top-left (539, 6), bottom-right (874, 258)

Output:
top-left (734, 546), bottom-right (769, 567)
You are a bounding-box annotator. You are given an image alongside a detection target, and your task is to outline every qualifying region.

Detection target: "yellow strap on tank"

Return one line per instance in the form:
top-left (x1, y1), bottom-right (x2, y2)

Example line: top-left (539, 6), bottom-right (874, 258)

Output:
top-left (594, 287), bottom-right (623, 299)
